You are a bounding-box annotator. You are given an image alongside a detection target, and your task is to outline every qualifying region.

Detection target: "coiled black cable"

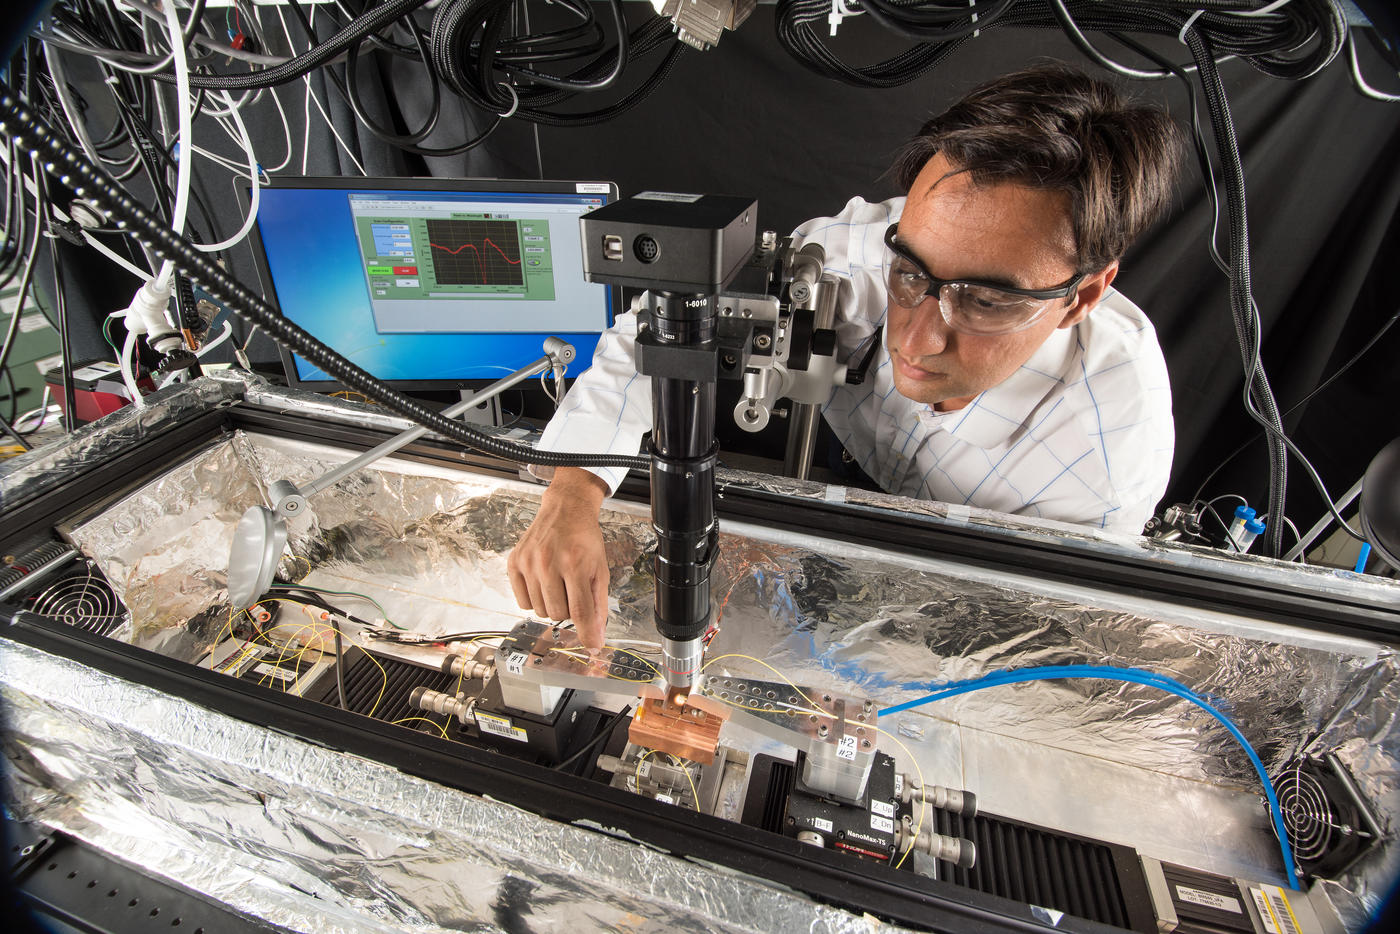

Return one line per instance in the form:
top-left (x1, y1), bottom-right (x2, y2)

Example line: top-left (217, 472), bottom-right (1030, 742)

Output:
top-left (430, 0), bottom-right (685, 126)
top-left (776, 0), bottom-right (968, 88)
top-left (171, 0), bottom-right (432, 90)
top-left (283, 0), bottom-right (502, 159)
top-left (0, 89), bottom-right (648, 473)
top-left (777, 0), bottom-right (1347, 88)
top-left (857, 0), bottom-right (1019, 43)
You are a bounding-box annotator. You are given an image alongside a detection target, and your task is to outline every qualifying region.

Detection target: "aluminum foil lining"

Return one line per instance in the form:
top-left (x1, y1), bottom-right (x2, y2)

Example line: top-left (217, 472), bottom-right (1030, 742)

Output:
top-left (714, 467), bottom-right (1399, 603)
top-left (206, 368), bottom-right (445, 437)
top-left (2, 638), bottom-right (902, 934)
top-left (7, 379), bottom-right (1400, 928)
top-left (0, 377), bottom-right (239, 514)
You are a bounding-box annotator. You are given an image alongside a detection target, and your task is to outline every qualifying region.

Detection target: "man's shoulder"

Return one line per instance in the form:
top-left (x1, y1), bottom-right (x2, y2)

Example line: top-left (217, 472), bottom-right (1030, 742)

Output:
top-left (792, 196), bottom-right (906, 244)
top-left (1074, 288), bottom-right (1166, 372)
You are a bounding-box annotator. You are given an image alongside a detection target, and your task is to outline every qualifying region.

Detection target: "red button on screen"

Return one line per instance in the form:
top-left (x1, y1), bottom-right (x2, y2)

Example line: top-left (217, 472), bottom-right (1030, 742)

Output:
top-left (393, 266), bottom-right (418, 275)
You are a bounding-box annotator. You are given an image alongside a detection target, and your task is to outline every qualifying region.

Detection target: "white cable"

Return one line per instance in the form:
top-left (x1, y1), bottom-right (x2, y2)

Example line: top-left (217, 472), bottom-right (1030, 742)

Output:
top-left (538, 369), bottom-right (559, 404)
top-left (200, 88), bottom-right (259, 118)
top-left (497, 82), bottom-right (520, 119)
top-left (82, 232), bottom-right (153, 280)
top-left (1282, 478), bottom-right (1364, 562)
top-left (1233, 0), bottom-right (1295, 16)
top-left (1347, 31), bottom-right (1400, 102)
top-left (196, 320), bottom-right (234, 358)
top-left (1279, 516), bottom-right (1306, 563)
top-left (156, 0), bottom-right (194, 290)
top-left (263, 85), bottom-right (295, 174)
top-left (119, 329), bottom-right (147, 409)
top-left (188, 143), bottom-right (248, 175)
top-left (13, 391), bottom-right (59, 434)
top-left (1178, 10), bottom-right (1206, 46)
top-left (300, 69), bottom-right (314, 176)
top-left (282, 4), bottom-right (315, 175)
top-left (192, 91), bottom-right (260, 253)
top-left (302, 76), bottom-right (366, 174)
top-left (276, 4), bottom-right (366, 175)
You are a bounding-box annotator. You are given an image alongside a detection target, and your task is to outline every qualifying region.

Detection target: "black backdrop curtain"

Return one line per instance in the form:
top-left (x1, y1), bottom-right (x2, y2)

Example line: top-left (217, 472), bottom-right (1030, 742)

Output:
top-left (37, 5), bottom-right (1400, 540)
top-left (485, 10), bottom-right (1400, 539)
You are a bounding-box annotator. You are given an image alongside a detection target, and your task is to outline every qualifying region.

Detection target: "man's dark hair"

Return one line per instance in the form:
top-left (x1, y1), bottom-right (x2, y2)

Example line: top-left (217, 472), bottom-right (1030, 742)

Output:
top-left (892, 62), bottom-right (1185, 274)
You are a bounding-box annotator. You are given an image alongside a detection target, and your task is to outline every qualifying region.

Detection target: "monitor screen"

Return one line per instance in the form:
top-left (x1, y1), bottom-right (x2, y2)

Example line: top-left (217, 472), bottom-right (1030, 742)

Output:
top-left (246, 177), bottom-right (618, 391)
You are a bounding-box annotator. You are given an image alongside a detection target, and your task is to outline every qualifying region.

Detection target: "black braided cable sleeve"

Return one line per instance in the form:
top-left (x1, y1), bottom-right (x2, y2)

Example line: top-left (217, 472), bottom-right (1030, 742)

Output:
top-left (1184, 27), bottom-right (1290, 557)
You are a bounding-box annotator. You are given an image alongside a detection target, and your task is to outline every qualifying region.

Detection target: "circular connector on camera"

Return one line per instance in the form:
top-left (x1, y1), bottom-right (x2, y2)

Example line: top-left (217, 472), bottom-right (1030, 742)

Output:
top-left (634, 234), bottom-right (660, 263)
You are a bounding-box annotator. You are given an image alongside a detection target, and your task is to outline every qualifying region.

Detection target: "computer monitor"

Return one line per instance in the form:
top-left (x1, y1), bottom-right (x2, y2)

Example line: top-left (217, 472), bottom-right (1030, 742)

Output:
top-left (245, 177), bottom-right (619, 394)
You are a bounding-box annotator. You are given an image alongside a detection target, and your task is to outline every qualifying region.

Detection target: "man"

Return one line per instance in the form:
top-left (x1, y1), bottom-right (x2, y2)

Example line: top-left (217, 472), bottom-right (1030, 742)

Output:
top-left (509, 63), bottom-right (1184, 647)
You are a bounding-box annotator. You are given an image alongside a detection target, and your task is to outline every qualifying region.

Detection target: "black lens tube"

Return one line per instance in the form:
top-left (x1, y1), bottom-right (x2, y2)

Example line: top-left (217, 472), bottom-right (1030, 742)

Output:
top-left (645, 291), bottom-right (718, 692)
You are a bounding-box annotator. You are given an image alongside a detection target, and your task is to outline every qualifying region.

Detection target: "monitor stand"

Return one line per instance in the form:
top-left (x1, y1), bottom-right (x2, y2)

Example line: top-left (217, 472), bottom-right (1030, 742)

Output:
top-left (455, 389), bottom-right (502, 428)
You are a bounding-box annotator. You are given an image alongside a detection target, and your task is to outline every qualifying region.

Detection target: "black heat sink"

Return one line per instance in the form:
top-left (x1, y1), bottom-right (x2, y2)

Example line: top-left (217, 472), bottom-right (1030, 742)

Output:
top-left (929, 808), bottom-right (1153, 932)
top-left (308, 649), bottom-right (459, 733)
top-left (744, 756), bottom-right (1153, 933)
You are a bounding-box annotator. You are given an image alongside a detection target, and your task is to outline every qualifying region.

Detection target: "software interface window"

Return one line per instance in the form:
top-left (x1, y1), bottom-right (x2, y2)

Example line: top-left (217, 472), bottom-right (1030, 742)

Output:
top-left (348, 193), bottom-right (598, 334)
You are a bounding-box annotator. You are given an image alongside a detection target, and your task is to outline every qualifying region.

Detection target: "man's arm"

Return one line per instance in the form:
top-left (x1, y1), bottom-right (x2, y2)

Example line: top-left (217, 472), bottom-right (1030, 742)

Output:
top-left (507, 467), bottom-right (611, 648)
top-left (507, 311), bottom-right (652, 647)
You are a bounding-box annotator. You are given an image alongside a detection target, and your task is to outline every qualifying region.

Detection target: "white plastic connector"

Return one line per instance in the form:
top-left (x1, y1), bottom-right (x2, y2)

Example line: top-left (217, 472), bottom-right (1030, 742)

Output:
top-left (829, 0), bottom-right (862, 36)
top-left (123, 278), bottom-right (175, 337)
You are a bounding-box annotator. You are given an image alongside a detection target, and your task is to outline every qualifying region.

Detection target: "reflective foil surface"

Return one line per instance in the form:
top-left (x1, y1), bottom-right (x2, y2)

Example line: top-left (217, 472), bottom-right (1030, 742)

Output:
top-left (3, 377), bottom-right (1398, 931)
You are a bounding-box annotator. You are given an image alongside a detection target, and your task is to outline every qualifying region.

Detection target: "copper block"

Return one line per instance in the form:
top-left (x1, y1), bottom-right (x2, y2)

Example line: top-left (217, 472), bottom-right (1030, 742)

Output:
top-left (627, 687), bottom-right (730, 765)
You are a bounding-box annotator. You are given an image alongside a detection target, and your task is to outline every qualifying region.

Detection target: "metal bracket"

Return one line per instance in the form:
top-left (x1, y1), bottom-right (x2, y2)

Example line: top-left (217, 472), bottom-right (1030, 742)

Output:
top-left (699, 676), bottom-right (878, 803)
top-left (493, 620), bottom-right (660, 715)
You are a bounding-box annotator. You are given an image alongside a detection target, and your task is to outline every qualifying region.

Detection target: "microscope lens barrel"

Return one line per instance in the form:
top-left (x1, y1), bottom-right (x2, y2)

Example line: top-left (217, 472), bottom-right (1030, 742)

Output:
top-left (663, 636), bottom-right (705, 690)
top-left (646, 291), bottom-right (720, 688)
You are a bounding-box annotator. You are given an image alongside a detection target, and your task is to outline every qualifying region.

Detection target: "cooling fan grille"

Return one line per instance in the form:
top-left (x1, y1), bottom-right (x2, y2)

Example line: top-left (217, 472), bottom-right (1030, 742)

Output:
top-left (28, 569), bottom-right (128, 637)
top-left (1277, 755), bottom-right (1383, 879)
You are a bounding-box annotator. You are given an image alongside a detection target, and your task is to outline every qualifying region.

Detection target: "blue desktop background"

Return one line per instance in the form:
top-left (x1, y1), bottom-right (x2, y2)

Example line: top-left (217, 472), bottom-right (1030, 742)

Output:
top-left (254, 187), bottom-right (612, 386)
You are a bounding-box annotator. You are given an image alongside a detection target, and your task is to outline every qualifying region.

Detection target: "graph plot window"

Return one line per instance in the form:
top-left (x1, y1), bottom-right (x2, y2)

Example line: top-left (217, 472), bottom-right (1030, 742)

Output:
top-left (349, 193), bottom-right (587, 334)
top-left (427, 219), bottom-right (525, 287)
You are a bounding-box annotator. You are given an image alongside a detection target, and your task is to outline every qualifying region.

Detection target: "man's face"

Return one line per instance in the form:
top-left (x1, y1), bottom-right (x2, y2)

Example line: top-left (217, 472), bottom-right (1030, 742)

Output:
top-left (887, 153), bottom-right (1115, 411)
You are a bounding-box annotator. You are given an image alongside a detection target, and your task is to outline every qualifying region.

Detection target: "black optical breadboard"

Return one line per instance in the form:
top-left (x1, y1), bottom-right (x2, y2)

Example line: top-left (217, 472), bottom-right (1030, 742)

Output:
top-left (9, 818), bottom-right (282, 933)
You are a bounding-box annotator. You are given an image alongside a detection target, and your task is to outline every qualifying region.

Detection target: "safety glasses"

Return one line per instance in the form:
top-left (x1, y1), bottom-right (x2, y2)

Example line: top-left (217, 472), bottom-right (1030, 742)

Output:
top-left (884, 224), bottom-right (1084, 337)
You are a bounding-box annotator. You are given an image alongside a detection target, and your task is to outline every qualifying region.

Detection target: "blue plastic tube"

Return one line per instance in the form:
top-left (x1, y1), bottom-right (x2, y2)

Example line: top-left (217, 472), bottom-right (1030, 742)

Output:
top-left (879, 664), bottom-right (1300, 890)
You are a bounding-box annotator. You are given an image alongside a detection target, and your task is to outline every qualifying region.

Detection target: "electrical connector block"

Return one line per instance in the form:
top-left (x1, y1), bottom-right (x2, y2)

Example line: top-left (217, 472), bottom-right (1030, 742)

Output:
top-left (492, 620), bottom-right (660, 715)
top-left (653, 0), bottom-right (756, 52)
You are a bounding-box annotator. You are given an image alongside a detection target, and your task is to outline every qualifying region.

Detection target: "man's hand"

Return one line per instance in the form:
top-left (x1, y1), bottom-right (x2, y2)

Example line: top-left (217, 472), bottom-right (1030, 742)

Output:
top-left (507, 467), bottom-right (610, 648)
